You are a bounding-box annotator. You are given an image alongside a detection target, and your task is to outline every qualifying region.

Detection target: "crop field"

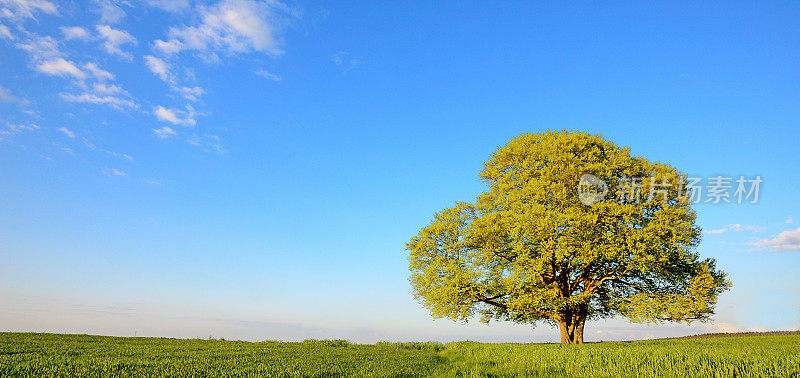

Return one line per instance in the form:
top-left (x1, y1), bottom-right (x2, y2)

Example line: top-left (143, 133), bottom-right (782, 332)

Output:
top-left (1, 332), bottom-right (799, 377)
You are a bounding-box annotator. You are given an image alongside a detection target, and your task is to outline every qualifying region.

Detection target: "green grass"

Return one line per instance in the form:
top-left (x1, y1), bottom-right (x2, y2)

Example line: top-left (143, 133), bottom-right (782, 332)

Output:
top-left (438, 335), bottom-right (800, 377)
top-left (1, 332), bottom-right (799, 377)
top-left (0, 334), bottom-right (445, 377)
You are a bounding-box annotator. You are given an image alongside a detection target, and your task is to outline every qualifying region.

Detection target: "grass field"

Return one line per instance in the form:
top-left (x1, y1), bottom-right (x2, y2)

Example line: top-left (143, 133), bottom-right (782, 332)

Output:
top-left (1, 332), bottom-right (799, 377)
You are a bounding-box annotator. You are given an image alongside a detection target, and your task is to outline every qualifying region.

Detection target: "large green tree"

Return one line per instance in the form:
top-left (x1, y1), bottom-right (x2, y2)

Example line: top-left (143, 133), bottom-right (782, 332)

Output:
top-left (407, 131), bottom-right (730, 344)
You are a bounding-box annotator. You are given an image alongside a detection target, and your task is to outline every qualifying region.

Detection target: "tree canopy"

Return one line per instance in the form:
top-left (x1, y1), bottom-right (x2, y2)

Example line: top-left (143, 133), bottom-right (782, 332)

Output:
top-left (407, 131), bottom-right (730, 344)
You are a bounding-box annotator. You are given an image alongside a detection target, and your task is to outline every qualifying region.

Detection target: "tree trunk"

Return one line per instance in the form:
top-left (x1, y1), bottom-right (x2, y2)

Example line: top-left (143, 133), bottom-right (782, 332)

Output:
top-left (574, 316), bottom-right (586, 344)
top-left (558, 317), bottom-right (573, 344)
top-left (573, 303), bottom-right (587, 344)
top-left (557, 309), bottom-right (586, 344)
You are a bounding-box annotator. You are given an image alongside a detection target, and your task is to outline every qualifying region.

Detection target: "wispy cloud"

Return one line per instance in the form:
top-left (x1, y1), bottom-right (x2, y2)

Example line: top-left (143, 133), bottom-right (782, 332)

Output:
top-left (102, 167), bottom-right (127, 177)
top-left (61, 92), bottom-right (136, 110)
top-left (60, 26), bottom-right (90, 41)
top-left (254, 69), bottom-right (281, 81)
top-left (83, 62), bottom-right (114, 81)
top-left (36, 58), bottom-right (87, 79)
top-left (96, 25), bottom-right (136, 60)
top-left (92, 83), bottom-right (126, 95)
top-left (0, 123), bottom-right (39, 140)
top-left (54, 64), bottom-right (135, 110)
top-left (58, 126), bottom-right (76, 138)
top-left (705, 224), bottom-right (766, 235)
top-left (331, 51), bottom-right (361, 73)
top-left (144, 55), bottom-right (172, 82)
top-left (144, 56), bottom-right (205, 101)
top-left (153, 125), bottom-right (177, 138)
top-left (188, 133), bottom-right (226, 153)
top-left (17, 35), bottom-right (89, 81)
top-left (81, 137), bottom-right (133, 161)
top-left (19, 35), bottom-right (116, 83)
top-left (145, 0), bottom-right (190, 13)
top-left (0, 24), bottom-right (14, 40)
top-left (138, 0), bottom-right (300, 148)
top-left (16, 34), bottom-right (62, 60)
top-left (93, 0), bottom-right (126, 24)
top-left (0, 0), bottom-right (57, 21)
top-left (153, 0), bottom-right (297, 60)
top-left (154, 105), bottom-right (196, 126)
top-left (174, 85), bottom-right (204, 101)
top-left (0, 83), bottom-right (29, 104)
top-left (153, 38), bottom-right (182, 54)
top-left (754, 227), bottom-right (800, 252)
top-left (5, 0), bottom-right (295, 155)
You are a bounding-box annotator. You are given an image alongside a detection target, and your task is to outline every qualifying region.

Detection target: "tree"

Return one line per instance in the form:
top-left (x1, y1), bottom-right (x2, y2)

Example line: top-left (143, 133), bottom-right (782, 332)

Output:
top-left (407, 131), bottom-right (730, 344)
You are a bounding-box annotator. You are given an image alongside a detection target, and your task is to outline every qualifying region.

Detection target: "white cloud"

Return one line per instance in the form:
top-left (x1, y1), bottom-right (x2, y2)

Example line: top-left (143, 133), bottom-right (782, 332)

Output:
top-left (145, 0), bottom-right (189, 13)
top-left (96, 25), bottom-right (136, 59)
top-left (50, 60), bottom-right (134, 109)
top-left (17, 36), bottom-right (119, 85)
top-left (16, 35), bottom-right (62, 61)
top-left (94, 0), bottom-right (126, 24)
top-left (174, 85), bottom-right (204, 101)
top-left (0, 122), bottom-right (39, 138)
top-left (254, 68), bottom-right (281, 81)
top-left (754, 227), bottom-right (800, 252)
top-left (188, 132), bottom-right (226, 153)
top-left (92, 83), bottom-right (126, 95)
top-left (16, 34), bottom-right (135, 111)
top-left (81, 137), bottom-right (133, 161)
top-left (705, 224), bottom-right (766, 235)
top-left (154, 105), bottom-right (196, 126)
top-left (331, 51), bottom-right (361, 73)
top-left (0, 83), bottom-right (28, 104)
top-left (102, 167), bottom-right (127, 177)
top-left (786, 216), bottom-right (794, 225)
top-left (60, 26), bottom-right (89, 40)
top-left (144, 55), bottom-right (171, 82)
top-left (0, 0), bottom-right (57, 21)
top-left (60, 92), bottom-right (136, 109)
top-left (0, 24), bottom-right (13, 39)
top-left (144, 56), bottom-right (205, 101)
top-left (83, 62), bottom-right (114, 81)
top-left (153, 125), bottom-right (177, 138)
top-left (58, 126), bottom-right (75, 138)
top-left (155, 0), bottom-right (296, 59)
top-left (35, 58), bottom-right (87, 79)
top-left (153, 38), bottom-right (183, 55)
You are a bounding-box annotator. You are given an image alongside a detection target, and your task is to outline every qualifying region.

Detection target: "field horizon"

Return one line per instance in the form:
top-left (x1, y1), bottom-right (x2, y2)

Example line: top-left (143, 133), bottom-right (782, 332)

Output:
top-left (3, 331), bottom-right (799, 376)
top-left (4, 329), bottom-right (800, 345)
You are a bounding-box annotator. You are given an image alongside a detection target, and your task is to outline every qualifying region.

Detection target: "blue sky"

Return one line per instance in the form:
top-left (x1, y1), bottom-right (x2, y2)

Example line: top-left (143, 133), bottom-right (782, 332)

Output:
top-left (1, 0), bottom-right (799, 342)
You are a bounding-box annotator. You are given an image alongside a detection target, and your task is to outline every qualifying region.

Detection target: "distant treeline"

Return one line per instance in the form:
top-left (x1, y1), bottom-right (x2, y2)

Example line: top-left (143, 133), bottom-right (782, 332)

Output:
top-left (667, 330), bottom-right (800, 339)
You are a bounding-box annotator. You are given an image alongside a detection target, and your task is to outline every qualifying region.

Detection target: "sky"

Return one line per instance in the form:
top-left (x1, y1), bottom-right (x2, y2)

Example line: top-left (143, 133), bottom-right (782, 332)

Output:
top-left (1, 0), bottom-right (800, 343)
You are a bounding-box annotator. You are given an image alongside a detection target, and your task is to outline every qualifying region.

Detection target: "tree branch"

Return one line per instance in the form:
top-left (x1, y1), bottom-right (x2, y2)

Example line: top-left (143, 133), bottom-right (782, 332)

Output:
top-left (473, 294), bottom-right (553, 318)
top-left (611, 278), bottom-right (646, 293)
top-left (586, 265), bottom-right (633, 294)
